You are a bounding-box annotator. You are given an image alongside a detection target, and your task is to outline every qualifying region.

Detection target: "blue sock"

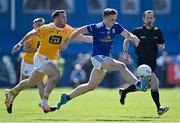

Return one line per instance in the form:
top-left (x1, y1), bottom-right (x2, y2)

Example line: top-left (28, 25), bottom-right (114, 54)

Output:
top-left (135, 81), bottom-right (142, 89)
top-left (66, 95), bottom-right (71, 101)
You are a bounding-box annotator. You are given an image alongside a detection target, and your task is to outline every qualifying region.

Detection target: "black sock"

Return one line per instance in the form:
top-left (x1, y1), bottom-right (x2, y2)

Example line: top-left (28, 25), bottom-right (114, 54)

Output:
top-left (124, 84), bottom-right (136, 94)
top-left (151, 89), bottom-right (161, 110)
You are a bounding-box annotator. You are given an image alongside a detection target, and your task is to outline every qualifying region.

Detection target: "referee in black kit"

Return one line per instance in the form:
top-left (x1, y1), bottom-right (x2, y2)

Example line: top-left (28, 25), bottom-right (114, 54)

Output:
top-left (119, 10), bottom-right (169, 116)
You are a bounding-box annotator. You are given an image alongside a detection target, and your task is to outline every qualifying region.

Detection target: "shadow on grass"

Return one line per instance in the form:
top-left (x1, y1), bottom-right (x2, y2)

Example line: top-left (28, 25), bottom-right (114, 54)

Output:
top-left (122, 116), bottom-right (160, 119)
top-left (36, 116), bottom-right (160, 122)
top-left (37, 119), bottom-right (69, 121)
top-left (96, 119), bottom-right (152, 122)
top-left (96, 116), bottom-right (160, 122)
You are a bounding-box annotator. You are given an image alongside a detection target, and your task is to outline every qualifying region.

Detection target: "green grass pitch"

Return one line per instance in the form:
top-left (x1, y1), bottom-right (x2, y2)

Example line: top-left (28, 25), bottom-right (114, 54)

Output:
top-left (0, 88), bottom-right (180, 123)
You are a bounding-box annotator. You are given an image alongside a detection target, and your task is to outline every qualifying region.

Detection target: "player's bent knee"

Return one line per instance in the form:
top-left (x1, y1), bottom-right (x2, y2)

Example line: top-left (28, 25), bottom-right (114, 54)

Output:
top-left (118, 63), bottom-right (126, 71)
top-left (88, 86), bottom-right (96, 91)
top-left (51, 72), bottom-right (61, 84)
top-left (151, 79), bottom-right (159, 89)
top-left (151, 83), bottom-right (159, 89)
top-left (87, 83), bottom-right (97, 91)
top-left (28, 79), bottom-right (37, 87)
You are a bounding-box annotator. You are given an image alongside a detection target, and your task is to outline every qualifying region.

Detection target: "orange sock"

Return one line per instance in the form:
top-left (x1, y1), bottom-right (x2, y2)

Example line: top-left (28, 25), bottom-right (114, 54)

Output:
top-left (43, 95), bottom-right (49, 100)
top-left (9, 89), bottom-right (17, 97)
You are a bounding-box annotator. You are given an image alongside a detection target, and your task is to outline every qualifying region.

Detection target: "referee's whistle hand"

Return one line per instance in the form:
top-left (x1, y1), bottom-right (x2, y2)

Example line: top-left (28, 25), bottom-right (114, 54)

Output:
top-left (133, 36), bottom-right (140, 47)
top-left (123, 52), bottom-right (132, 62)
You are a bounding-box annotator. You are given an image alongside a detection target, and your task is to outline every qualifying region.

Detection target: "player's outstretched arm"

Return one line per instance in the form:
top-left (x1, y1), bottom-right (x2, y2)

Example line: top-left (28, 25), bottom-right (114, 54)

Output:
top-left (121, 29), bottom-right (140, 47)
top-left (75, 34), bottom-right (93, 43)
top-left (59, 26), bottom-right (89, 50)
top-left (11, 30), bottom-right (38, 54)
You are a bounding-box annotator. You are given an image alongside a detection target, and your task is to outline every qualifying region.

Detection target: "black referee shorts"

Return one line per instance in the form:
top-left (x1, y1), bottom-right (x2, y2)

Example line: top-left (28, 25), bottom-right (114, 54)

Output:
top-left (137, 58), bottom-right (157, 72)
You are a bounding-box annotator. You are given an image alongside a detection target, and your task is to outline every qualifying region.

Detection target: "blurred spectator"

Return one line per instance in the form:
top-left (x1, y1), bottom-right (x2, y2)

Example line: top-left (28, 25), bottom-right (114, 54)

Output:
top-left (173, 61), bottom-right (180, 80)
top-left (72, 52), bottom-right (92, 67)
top-left (2, 55), bottom-right (16, 85)
top-left (15, 52), bottom-right (23, 82)
top-left (104, 71), bottom-right (117, 88)
top-left (53, 57), bottom-right (65, 76)
top-left (50, 0), bottom-right (69, 10)
top-left (81, 53), bottom-right (93, 81)
top-left (122, 0), bottom-right (139, 14)
top-left (157, 51), bottom-right (171, 66)
top-left (89, 0), bottom-right (105, 13)
top-left (0, 0), bottom-right (7, 12)
top-left (157, 51), bottom-right (170, 87)
top-left (70, 64), bottom-right (87, 88)
top-left (154, 0), bottom-right (170, 14)
top-left (24, 0), bottom-right (71, 11)
top-left (171, 54), bottom-right (180, 64)
top-left (154, 0), bottom-right (168, 10)
top-left (89, 0), bottom-right (101, 10)
top-left (0, 51), bottom-right (9, 84)
top-left (24, 0), bottom-right (47, 10)
top-left (72, 52), bottom-right (93, 83)
top-left (178, 28), bottom-right (180, 42)
top-left (124, 0), bottom-right (136, 11)
top-left (73, 53), bottom-right (85, 65)
top-left (0, 2), bottom-right (1, 10)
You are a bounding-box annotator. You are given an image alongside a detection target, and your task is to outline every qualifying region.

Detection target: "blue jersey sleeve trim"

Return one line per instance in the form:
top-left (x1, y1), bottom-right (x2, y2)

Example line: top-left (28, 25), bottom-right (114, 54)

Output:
top-left (87, 24), bottom-right (96, 33)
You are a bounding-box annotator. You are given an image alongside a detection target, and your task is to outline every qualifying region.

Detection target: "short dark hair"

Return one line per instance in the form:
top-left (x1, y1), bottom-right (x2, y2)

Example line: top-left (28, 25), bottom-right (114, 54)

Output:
top-left (52, 10), bottom-right (66, 19)
top-left (33, 17), bottom-right (45, 24)
top-left (143, 10), bottom-right (155, 17)
top-left (103, 8), bottom-right (117, 17)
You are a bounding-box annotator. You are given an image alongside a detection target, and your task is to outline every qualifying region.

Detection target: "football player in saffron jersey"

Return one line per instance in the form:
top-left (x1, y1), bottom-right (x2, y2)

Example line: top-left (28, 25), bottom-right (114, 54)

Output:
top-left (20, 18), bottom-right (44, 81)
top-left (5, 18), bottom-right (46, 113)
top-left (6, 10), bottom-right (93, 113)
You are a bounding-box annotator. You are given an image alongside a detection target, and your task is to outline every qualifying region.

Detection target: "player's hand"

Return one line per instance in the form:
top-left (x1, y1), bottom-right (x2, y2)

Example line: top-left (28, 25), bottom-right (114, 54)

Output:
top-left (123, 52), bottom-right (132, 62)
top-left (59, 42), bottom-right (69, 50)
top-left (133, 36), bottom-right (140, 47)
top-left (11, 43), bottom-right (21, 55)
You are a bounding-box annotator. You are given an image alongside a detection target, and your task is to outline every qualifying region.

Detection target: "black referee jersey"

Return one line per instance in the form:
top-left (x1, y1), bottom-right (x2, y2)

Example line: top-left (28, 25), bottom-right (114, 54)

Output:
top-left (132, 25), bottom-right (165, 71)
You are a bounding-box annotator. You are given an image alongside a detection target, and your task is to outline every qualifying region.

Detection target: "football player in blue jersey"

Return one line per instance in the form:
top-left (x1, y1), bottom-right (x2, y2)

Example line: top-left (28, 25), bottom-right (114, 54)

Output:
top-left (56, 8), bottom-right (149, 110)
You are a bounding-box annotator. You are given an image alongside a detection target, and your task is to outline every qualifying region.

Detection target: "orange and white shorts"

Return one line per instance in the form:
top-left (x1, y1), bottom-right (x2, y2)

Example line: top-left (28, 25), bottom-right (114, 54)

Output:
top-left (21, 59), bottom-right (34, 76)
top-left (33, 52), bottom-right (52, 73)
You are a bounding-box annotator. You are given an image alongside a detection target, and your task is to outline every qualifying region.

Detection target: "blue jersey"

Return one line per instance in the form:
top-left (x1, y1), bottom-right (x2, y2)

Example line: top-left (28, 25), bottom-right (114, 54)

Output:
top-left (87, 22), bottom-right (124, 57)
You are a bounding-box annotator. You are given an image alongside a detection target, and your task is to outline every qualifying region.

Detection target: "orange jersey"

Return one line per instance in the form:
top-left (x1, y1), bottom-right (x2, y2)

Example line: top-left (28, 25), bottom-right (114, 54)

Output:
top-left (23, 34), bottom-right (40, 64)
top-left (37, 23), bottom-right (75, 60)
